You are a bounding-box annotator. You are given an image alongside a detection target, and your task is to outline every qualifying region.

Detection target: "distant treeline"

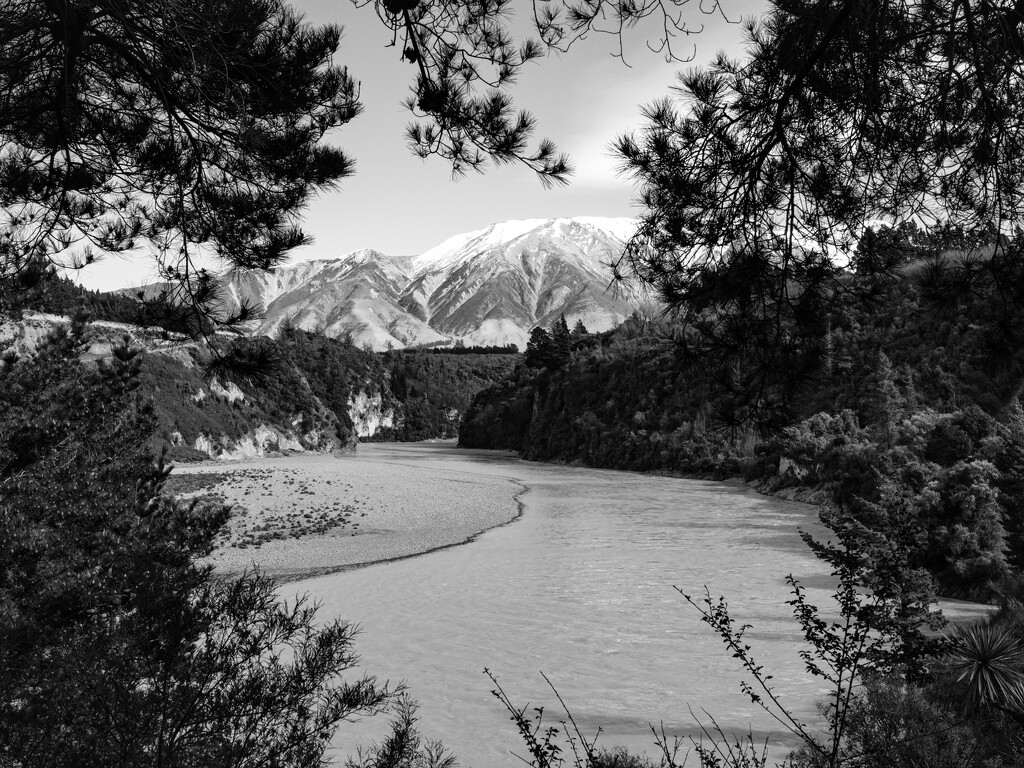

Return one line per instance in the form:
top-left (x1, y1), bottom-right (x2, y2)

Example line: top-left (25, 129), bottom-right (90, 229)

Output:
top-left (425, 343), bottom-right (520, 355)
top-left (3, 270), bottom-right (213, 335)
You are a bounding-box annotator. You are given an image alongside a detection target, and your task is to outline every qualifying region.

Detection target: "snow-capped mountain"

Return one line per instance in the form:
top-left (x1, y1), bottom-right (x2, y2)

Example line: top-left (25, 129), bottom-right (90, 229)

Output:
top-left (222, 217), bottom-right (649, 350)
top-left (219, 249), bottom-right (448, 349)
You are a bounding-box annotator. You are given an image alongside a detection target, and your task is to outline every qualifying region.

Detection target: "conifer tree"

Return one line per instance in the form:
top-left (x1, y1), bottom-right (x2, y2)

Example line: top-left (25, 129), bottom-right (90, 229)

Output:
top-left (0, 322), bottom-right (392, 767)
top-left (525, 326), bottom-right (554, 369)
top-left (1, 0), bottom-right (366, 323)
top-left (1, 0), bottom-right (732, 329)
top-left (615, 0), bottom-right (1024, 428)
top-left (867, 351), bottom-right (903, 444)
top-left (549, 314), bottom-right (571, 366)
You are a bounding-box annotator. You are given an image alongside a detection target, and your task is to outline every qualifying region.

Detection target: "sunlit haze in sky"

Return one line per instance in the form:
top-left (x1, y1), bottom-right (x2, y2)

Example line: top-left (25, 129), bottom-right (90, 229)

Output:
top-left (72, 0), bottom-right (759, 291)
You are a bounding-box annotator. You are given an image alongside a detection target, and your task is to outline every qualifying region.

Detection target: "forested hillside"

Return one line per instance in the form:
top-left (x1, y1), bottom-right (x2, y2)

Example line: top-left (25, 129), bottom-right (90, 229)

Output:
top-left (374, 348), bottom-right (518, 440)
top-left (138, 331), bottom-right (388, 461)
top-left (3, 272), bottom-right (518, 453)
top-left (7, 272), bottom-right (219, 336)
top-left (462, 228), bottom-right (1024, 599)
top-left (266, 329), bottom-right (518, 443)
top-left (162, 333), bottom-right (518, 450)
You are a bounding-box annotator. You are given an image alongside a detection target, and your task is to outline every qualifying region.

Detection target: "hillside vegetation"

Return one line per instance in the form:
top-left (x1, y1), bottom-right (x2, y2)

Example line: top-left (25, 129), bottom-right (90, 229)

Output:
top-left (90, 335), bottom-right (519, 460)
top-left (3, 276), bottom-right (519, 457)
top-left (146, 329), bottom-right (518, 453)
top-left (374, 348), bottom-right (519, 440)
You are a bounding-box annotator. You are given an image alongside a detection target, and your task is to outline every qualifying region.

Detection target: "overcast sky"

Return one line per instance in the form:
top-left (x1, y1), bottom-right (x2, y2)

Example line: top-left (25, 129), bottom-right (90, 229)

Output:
top-left (73, 0), bottom-right (757, 291)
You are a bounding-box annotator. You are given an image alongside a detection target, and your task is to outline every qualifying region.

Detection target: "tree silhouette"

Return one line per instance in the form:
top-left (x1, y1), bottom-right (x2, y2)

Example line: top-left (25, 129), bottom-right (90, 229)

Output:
top-left (1, 0), bottom-right (368, 328)
top-left (550, 313), bottom-right (571, 363)
top-left (525, 325), bottom-right (554, 368)
top-left (615, 0), bottom-right (1024, 429)
top-left (364, 0), bottom-right (734, 181)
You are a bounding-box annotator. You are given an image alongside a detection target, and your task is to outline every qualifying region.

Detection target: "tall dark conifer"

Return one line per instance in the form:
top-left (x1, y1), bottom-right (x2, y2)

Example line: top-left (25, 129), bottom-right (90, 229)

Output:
top-left (1, 0), bottom-right (365, 329)
top-left (525, 326), bottom-right (553, 369)
top-left (550, 314), bottom-right (571, 365)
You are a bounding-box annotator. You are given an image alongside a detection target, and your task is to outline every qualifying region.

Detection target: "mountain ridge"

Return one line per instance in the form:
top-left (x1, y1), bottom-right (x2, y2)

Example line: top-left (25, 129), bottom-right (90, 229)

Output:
top-left (218, 216), bottom-right (649, 350)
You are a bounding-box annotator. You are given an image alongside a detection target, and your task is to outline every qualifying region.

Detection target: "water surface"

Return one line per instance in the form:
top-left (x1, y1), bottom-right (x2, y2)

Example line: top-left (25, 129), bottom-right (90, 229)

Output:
top-left (284, 444), bottom-right (841, 766)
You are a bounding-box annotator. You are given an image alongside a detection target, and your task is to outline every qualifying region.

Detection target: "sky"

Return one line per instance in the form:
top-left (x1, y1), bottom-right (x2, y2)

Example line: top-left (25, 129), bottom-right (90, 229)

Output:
top-left (72, 0), bottom-right (757, 291)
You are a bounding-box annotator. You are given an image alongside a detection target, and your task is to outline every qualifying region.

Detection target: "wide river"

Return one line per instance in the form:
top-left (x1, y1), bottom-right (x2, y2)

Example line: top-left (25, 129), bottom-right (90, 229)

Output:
top-left (279, 443), bottom-right (848, 767)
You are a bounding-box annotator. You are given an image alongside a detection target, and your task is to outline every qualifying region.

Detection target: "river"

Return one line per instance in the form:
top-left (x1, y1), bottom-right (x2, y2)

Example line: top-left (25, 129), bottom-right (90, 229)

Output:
top-left (280, 443), bottom-right (845, 767)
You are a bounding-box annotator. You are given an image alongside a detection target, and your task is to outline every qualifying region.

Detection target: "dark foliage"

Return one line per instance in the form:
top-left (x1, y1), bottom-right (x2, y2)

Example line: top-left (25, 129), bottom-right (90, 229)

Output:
top-left (3, 270), bottom-right (132, 318)
top-left (0, 321), bottom-right (392, 767)
top-left (458, 363), bottom-right (540, 451)
top-left (346, 694), bottom-right (457, 768)
top-left (431, 343), bottom-right (519, 355)
top-left (462, 313), bottom-right (723, 467)
top-left (615, 1), bottom-right (1024, 430)
top-left (1, 0), bottom-right (361, 330)
top-left (277, 326), bottom-right (393, 444)
top-left (139, 348), bottom-right (341, 461)
top-left (368, 0), bottom-right (732, 185)
top-left (53, 325), bottom-right (519, 462)
top-left (1, 0), bottom-right (739, 331)
top-left (375, 348), bottom-right (518, 440)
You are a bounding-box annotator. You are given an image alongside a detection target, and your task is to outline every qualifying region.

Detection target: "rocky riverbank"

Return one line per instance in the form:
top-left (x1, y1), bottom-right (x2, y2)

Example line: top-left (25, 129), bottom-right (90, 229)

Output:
top-left (171, 450), bottom-right (523, 582)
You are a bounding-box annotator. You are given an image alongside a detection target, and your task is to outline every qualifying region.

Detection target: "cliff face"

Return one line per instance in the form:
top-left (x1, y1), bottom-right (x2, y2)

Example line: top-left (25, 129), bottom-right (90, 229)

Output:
top-left (347, 391), bottom-right (395, 439)
top-left (133, 345), bottom-right (358, 461)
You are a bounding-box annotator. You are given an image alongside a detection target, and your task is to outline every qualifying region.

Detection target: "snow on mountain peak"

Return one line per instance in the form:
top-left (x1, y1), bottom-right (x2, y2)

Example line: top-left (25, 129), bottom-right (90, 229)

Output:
top-left (411, 216), bottom-right (638, 274)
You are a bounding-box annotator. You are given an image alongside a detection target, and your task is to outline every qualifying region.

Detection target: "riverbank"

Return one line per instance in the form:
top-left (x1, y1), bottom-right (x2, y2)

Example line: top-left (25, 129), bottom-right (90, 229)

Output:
top-left (172, 450), bottom-right (523, 583)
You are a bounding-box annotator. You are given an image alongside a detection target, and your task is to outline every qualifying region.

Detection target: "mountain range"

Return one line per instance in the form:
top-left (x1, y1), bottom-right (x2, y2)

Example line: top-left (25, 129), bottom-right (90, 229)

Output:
top-left (217, 217), bottom-right (652, 350)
